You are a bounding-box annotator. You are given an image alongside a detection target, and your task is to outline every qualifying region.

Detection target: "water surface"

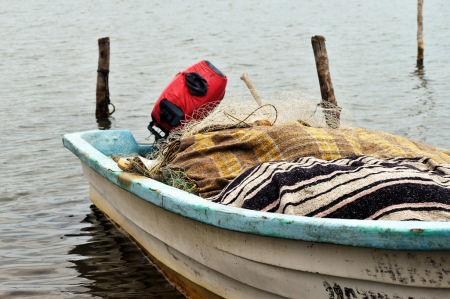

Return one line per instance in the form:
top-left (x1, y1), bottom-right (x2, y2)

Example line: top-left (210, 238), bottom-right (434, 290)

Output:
top-left (1, 0), bottom-right (449, 298)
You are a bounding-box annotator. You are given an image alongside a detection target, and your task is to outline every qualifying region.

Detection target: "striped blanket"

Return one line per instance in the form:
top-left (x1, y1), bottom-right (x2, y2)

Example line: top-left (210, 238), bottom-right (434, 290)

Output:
top-left (167, 121), bottom-right (450, 198)
top-left (211, 156), bottom-right (450, 221)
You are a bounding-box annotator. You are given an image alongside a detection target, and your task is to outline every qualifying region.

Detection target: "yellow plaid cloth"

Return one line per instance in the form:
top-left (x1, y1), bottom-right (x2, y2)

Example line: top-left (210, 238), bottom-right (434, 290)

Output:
top-left (167, 121), bottom-right (450, 198)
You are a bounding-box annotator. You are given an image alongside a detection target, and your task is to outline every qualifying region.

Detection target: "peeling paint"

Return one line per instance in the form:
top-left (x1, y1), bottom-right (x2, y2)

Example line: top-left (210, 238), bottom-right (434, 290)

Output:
top-left (148, 187), bottom-right (161, 194)
top-left (323, 280), bottom-right (421, 299)
top-left (279, 219), bottom-right (294, 225)
top-left (117, 172), bottom-right (145, 189)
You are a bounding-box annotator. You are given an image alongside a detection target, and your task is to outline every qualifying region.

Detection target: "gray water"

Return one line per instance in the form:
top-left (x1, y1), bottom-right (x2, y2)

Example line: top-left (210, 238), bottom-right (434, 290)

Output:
top-left (1, 0), bottom-right (449, 298)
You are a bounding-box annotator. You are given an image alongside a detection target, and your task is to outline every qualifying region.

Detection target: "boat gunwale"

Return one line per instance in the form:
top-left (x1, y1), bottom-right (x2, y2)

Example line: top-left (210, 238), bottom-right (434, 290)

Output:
top-left (63, 129), bottom-right (450, 251)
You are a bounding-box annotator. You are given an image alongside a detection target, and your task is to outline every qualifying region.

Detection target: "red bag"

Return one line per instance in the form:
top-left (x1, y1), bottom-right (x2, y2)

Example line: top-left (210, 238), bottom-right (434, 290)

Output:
top-left (148, 60), bottom-right (227, 140)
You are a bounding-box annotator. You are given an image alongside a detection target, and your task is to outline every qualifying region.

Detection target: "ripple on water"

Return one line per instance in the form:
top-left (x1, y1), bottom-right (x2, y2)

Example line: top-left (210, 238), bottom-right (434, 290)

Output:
top-left (1, 0), bottom-right (450, 297)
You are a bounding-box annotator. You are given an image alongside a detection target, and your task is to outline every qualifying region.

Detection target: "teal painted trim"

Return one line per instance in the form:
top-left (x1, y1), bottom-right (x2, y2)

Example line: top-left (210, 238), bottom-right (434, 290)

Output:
top-left (63, 130), bottom-right (450, 251)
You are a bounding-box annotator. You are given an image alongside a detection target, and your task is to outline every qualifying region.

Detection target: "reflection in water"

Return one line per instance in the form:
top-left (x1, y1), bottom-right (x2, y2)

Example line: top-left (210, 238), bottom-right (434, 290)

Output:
top-left (407, 65), bottom-right (435, 118)
top-left (413, 64), bottom-right (430, 90)
top-left (67, 205), bottom-right (185, 299)
top-left (399, 64), bottom-right (438, 145)
top-left (96, 117), bottom-right (115, 130)
top-left (3, 0), bottom-right (450, 296)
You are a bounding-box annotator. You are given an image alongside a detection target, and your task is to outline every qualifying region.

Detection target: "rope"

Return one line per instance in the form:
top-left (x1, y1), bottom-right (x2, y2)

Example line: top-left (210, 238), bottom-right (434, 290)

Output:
top-left (224, 103), bottom-right (278, 127)
top-left (125, 144), bottom-right (198, 194)
top-left (193, 104), bottom-right (279, 135)
top-left (97, 69), bottom-right (115, 115)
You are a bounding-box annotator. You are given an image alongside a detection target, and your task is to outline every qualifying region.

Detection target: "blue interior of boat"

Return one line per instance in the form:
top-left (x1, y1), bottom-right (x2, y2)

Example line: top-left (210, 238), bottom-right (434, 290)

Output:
top-left (81, 130), bottom-right (154, 158)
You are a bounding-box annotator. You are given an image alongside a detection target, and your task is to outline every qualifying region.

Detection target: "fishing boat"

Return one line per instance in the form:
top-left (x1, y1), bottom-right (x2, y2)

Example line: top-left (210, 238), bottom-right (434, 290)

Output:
top-left (63, 129), bottom-right (450, 299)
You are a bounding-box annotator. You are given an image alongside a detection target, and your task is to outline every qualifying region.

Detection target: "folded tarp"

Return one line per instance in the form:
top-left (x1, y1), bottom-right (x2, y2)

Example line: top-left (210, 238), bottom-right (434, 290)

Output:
top-left (166, 121), bottom-right (450, 198)
top-left (211, 155), bottom-right (450, 221)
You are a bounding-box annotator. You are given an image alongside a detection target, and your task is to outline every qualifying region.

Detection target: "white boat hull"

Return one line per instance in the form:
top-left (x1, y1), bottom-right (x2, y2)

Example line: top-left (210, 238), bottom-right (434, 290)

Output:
top-left (83, 162), bottom-right (450, 299)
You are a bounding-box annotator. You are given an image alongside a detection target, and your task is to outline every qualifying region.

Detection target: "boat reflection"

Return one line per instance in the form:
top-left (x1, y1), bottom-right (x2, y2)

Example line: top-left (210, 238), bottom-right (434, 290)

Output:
top-left (67, 205), bottom-right (185, 298)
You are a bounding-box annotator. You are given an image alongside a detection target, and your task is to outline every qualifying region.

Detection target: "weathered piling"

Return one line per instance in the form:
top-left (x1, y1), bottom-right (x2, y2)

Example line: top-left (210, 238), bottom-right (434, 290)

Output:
top-left (311, 35), bottom-right (340, 128)
top-left (96, 37), bottom-right (112, 118)
top-left (240, 72), bottom-right (263, 106)
top-left (417, 0), bottom-right (424, 65)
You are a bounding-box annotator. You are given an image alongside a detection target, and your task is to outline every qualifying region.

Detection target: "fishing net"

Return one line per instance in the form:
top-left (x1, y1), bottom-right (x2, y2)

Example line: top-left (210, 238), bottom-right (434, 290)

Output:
top-left (121, 88), bottom-right (449, 198)
top-left (115, 89), bottom-right (353, 194)
top-left (146, 89), bottom-right (353, 164)
top-left (182, 89), bottom-right (351, 136)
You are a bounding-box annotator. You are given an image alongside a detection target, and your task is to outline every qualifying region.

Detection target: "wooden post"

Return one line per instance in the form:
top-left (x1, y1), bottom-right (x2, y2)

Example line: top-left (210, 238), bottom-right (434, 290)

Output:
top-left (96, 37), bottom-right (110, 118)
top-left (417, 0), bottom-right (424, 65)
top-left (240, 72), bottom-right (263, 106)
top-left (311, 35), bottom-right (340, 128)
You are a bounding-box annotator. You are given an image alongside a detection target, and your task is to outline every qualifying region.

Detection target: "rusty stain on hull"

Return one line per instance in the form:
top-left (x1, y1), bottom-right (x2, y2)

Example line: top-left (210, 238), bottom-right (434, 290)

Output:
top-left (148, 187), bottom-right (161, 194)
top-left (117, 172), bottom-right (146, 189)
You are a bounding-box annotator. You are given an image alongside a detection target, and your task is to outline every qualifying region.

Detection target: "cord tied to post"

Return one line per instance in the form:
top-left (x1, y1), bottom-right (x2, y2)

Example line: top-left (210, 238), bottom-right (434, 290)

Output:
top-left (97, 69), bottom-right (115, 115)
